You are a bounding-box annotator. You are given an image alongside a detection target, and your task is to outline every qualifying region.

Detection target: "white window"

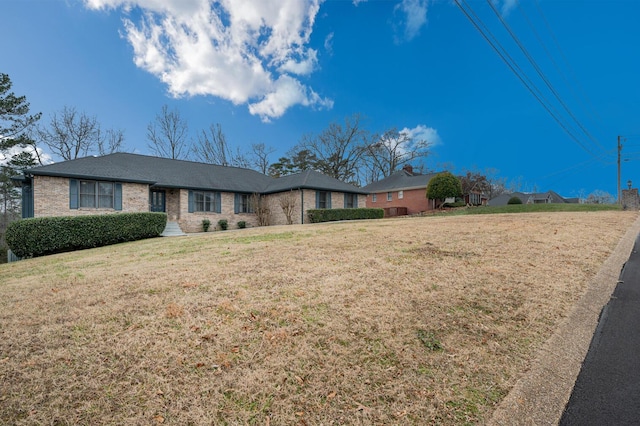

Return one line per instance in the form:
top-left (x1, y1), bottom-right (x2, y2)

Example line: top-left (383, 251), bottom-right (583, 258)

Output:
top-left (387, 192), bottom-right (392, 201)
top-left (398, 190), bottom-right (404, 199)
top-left (372, 194), bottom-right (377, 202)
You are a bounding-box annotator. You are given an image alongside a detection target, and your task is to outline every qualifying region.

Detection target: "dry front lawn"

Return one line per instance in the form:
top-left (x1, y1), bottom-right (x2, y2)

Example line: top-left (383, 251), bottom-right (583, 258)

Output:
top-left (0, 211), bottom-right (636, 424)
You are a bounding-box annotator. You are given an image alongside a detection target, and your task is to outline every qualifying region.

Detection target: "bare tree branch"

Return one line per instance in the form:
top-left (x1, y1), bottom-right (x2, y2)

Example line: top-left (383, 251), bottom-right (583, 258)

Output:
top-left (147, 105), bottom-right (189, 159)
top-left (250, 143), bottom-right (276, 174)
top-left (37, 106), bottom-right (109, 160)
top-left (294, 114), bottom-right (369, 183)
top-left (364, 128), bottom-right (431, 180)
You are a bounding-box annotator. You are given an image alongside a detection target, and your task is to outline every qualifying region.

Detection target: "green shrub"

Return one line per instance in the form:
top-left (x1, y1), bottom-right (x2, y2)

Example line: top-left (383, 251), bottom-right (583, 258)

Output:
top-left (237, 221), bottom-right (246, 229)
top-left (6, 212), bottom-right (167, 258)
top-left (218, 219), bottom-right (228, 231)
top-left (507, 196), bottom-right (523, 205)
top-left (307, 208), bottom-right (384, 224)
top-left (202, 219), bottom-right (211, 232)
top-left (426, 172), bottom-right (463, 201)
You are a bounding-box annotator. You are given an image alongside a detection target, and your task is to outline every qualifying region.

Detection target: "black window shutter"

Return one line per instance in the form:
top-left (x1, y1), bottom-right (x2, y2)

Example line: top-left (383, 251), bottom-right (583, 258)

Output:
top-left (114, 183), bottom-right (122, 210)
top-left (188, 191), bottom-right (194, 213)
top-left (69, 179), bottom-right (78, 209)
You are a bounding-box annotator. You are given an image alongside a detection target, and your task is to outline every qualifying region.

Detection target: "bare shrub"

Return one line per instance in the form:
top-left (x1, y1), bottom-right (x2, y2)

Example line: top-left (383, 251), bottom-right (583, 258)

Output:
top-left (279, 190), bottom-right (297, 225)
top-left (251, 193), bottom-right (271, 226)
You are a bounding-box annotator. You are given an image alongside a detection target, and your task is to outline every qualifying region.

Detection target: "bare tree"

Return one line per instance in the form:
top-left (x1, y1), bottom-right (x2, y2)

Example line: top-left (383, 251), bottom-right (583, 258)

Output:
top-left (586, 190), bottom-right (615, 204)
top-left (147, 104), bottom-right (189, 159)
top-left (295, 114), bottom-right (369, 183)
top-left (37, 106), bottom-right (124, 160)
top-left (365, 128), bottom-right (431, 179)
top-left (38, 106), bottom-right (121, 160)
top-left (250, 143), bottom-right (276, 174)
top-left (192, 123), bottom-right (251, 167)
top-left (97, 128), bottom-right (125, 156)
top-left (279, 190), bottom-right (297, 225)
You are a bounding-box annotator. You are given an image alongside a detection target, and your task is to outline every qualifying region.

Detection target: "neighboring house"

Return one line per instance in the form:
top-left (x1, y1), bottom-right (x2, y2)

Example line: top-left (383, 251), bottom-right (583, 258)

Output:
top-left (362, 166), bottom-right (440, 216)
top-left (464, 191), bottom-right (489, 206)
top-left (487, 191), bottom-right (579, 206)
top-left (363, 165), bottom-right (488, 216)
top-left (13, 153), bottom-right (367, 233)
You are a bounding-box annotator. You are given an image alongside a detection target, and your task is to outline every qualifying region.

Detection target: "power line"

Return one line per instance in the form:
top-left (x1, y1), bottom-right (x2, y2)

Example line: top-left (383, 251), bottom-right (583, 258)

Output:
top-left (487, 0), bottom-right (606, 155)
top-left (453, 0), bottom-right (604, 160)
top-left (532, 0), bottom-right (601, 125)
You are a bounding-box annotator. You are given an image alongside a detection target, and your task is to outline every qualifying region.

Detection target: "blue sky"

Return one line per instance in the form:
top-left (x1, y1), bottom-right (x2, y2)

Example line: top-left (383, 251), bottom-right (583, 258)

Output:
top-left (2, 0), bottom-right (640, 199)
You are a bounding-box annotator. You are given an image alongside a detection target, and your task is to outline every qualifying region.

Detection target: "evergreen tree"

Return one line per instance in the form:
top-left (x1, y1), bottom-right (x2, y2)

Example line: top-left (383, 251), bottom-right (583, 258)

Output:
top-left (0, 73), bottom-right (41, 151)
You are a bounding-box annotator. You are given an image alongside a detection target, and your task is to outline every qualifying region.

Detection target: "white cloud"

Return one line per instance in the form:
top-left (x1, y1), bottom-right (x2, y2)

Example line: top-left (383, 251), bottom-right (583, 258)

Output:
top-left (83, 0), bottom-right (331, 121)
top-left (248, 75), bottom-right (333, 123)
top-left (324, 32), bottom-right (334, 56)
top-left (400, 124), bottom-right (441, 146)
top-left (0, 145), bottom-right (53, 166)
top-left (498, 0), bottom-right (517, 16)
top-left (394, 0), bottom-right (428, 42)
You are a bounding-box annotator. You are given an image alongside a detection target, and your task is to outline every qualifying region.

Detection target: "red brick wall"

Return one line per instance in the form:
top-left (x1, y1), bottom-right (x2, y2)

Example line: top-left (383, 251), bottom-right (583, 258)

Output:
top-left (365, 188), bottom-right (434, 215)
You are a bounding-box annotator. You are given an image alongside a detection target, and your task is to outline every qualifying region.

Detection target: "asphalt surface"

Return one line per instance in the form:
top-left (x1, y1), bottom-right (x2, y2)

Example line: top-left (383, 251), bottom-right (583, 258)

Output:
top-left (559, 234), bottom-right (640, 425)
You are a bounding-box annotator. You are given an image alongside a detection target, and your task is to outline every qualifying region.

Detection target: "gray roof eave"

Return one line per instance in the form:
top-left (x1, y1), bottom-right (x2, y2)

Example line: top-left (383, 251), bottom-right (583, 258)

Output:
top-left (261, 185), bottom-right (368, 195)
top-left (366, 184), bottom-right (427, 192)
top-left (29, 170), bottom-right (157, 185)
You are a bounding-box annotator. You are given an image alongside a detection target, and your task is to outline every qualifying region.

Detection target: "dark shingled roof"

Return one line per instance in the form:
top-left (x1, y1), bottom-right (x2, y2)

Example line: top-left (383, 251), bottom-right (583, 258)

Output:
top-left (264, 170), bottom-right (367, 194)
top-left (24, 153), bottom-right (366, 194)
top-left (362, 169), bottom-right (439, 192)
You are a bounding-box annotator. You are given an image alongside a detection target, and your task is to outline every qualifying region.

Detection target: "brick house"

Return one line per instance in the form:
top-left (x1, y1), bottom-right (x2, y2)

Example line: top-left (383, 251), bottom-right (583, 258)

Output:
top-left (14, 153), bottom-right (367, 233)
top-left (362, 166), bottom-right (439, 216)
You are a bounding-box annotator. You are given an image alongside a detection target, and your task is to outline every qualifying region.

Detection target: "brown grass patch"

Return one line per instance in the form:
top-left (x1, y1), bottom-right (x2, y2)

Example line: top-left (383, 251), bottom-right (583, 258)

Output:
top-left (0, 211), bottom-right (636, 424)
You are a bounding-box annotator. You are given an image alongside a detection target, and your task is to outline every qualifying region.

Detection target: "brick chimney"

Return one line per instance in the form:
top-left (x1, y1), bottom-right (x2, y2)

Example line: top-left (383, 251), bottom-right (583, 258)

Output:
top-left (402, 164), bottom-right (414, 175)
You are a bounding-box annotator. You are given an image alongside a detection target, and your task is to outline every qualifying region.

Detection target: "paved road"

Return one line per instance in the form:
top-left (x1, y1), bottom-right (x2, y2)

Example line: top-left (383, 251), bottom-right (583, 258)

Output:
top-left (560, 235), bottom-right (640, 425)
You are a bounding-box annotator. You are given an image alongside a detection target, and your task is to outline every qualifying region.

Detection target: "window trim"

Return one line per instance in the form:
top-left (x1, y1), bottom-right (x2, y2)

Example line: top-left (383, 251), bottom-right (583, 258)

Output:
top-left (70, 179), bottom-right (121, 210)
top-left (235, 193), bottom-right (255, 214)
top-left (372, 193), bottom-right (377, 202)
top-left (316, 190), bottom-right (332, 209)
top-left (344, 193), bottom-right (357, 208)
top-left (387, 192), bottom-right (392, 201)
top-left (188, 190), bottom-right (221, 213)
top-left (398, 190), bottom-right (404, 199)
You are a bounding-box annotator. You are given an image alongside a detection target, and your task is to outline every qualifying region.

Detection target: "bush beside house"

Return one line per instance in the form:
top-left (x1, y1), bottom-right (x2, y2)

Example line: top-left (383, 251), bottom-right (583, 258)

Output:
top-left (6, 212), bottom-right (167, 258)
top-left (307, 208), bottom-right (384, 223)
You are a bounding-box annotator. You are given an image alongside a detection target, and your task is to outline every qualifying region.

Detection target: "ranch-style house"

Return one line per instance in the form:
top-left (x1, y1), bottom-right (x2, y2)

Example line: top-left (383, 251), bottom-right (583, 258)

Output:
top-left (14, 153), bottom-right (368, 233)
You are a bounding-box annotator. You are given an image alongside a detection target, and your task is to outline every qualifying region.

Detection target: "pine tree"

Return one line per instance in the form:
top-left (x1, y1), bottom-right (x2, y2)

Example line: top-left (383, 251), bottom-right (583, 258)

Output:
top-left (0, 73), bottom-right (41, 151)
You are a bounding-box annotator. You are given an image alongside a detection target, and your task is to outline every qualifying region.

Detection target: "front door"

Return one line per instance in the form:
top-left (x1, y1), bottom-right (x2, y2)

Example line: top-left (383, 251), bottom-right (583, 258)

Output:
top-left (150, 190), bottom-right (166, 212)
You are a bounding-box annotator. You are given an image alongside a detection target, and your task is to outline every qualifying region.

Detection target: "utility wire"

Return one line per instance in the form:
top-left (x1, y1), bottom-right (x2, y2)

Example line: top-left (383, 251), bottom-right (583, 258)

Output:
top-left (488, 0), bottom-right (607, 155)
top-left (454, 0), bottom-right (602, 159)
top-left (533, 0), bottom-right (601, 124)
top-left (538, 148), bottom-right (615, 181)
top-left (519, 0), bottom-right (602, 135)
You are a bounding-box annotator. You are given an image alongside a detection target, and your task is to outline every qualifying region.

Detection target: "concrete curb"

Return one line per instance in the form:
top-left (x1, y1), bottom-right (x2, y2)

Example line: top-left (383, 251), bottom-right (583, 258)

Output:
top-left (489, 213), bottom-right (640, 425)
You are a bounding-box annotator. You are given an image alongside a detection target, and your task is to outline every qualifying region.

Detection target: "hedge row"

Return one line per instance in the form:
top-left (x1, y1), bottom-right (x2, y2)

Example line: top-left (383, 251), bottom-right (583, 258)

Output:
top-left (306, 208), bottom-right (384, 223)
top-left (6, 212), bottom-right (167, 258)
